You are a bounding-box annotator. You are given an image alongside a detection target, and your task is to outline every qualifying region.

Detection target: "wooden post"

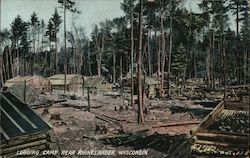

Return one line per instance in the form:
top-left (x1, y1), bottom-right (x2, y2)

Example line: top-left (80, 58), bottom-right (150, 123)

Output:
top-left (82, 76), bottom-right (84, 96)
top-left (24, 79), bottom-right (26, 103)
top-left (87, 87), bottom-right (90, 112)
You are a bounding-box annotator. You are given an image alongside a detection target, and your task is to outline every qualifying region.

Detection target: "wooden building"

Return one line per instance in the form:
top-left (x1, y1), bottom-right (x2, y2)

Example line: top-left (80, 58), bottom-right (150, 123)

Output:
top-left (48, 74), bottom-right (82, 92)
top-left (84, 76), bottom-right (112, 93)
top-left (3, 76), bottom-right (51, 93)
top-left (123, 76), bottom-right (160, 98)
top-left (0, 92), bottom-right (53, 157)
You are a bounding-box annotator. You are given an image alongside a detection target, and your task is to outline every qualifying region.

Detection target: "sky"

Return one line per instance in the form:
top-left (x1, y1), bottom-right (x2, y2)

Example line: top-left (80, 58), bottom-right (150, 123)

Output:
top-left (1, 0), bottom-right (125, 37)
top-left (0, 0), bottom-right (237, 38)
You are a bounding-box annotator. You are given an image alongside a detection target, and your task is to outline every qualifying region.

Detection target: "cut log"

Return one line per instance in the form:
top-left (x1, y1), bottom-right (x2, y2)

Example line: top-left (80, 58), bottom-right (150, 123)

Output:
top-left (1, 139), bottom-right (48, 155)
top-left (152, 121), bottom-right (201, 129)
top-left (196, 140), bottom-right (247, 148)
top-left (196, 132), bottom-right (248, 143)
top-left (32, 99), bottom-right (67, 109)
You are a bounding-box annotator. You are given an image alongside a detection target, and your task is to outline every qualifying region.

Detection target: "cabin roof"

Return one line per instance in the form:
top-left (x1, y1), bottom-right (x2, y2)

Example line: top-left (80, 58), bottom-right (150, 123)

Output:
top-left (48, 74), bottom-right (80, 85)
top-left (84, 76), bottom-right (106, 88)
top-left (124, 76), bottom-right (160, 85)
top-left (0, 92), bottom-right (51, 142)
top-left (145, 77), bottom-right (160, 85)
top-left (4, 76), bottom-right (47, 88)
top-left (6, 76), bottom-right (35, 83)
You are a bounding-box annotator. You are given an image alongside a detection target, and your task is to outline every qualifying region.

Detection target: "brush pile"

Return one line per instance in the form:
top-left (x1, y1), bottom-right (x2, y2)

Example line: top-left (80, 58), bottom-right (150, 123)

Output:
top-left (208, 110), bottom-right (249, 133)
top-left (191, 144), bottom-right (249, 157)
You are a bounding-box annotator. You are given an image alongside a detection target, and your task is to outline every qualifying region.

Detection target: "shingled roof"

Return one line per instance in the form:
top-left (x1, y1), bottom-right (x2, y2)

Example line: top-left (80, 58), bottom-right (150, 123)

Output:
top-left (84, 76), bottom-right (106, 88)
top-left (48, 74), bottom-right (80, 85)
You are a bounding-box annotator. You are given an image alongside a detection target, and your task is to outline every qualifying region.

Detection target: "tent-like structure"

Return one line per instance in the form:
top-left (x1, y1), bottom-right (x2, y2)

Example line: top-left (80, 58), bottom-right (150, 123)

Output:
top-left (0, 92), bottom-right (53, 157)
top-left (84, 76), bottom-right (112, 93)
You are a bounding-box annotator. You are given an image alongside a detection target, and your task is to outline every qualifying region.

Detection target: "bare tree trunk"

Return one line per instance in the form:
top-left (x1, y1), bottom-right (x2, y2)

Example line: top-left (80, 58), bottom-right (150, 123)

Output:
top-left (212, 29), bottom-right (215, 89)
top-left (73, 46), bottom-right (76, 74)
top-left (207, 29), bottom-right (212, 86)
top-left (43, 51), bottom-right (48, 77)
top-left (54, 35), bottom-right (58, 75)
top-left (96, 35), bottom-right (104, 77)
top-left (187, 12), bottom-right (192, 79)
top-left (194, 50), bottom-right (197, 78)
top-left (37, 27), bottom-right (40, 53)
top-left (243, 46), bottom-right (247, 84)
top-left (157, 36), bottom-right (161, 81)
top-left (0, 54), bottom-right (4, 85)
top-left (41, 32), bottom-right (44, 52)
top-left (120, 56), bottom-right (123, 86)
top-left (160, 6), bottom-right (165, 98)
top-left (167, 16), bottom-right (172, 97)
top-left (17, 48), bottom-right (19, 76)
top-left (49, 42), bottom-right (52, 76)
top-left (6, 49), bottom-right (10, 79)
top-left (10, 48), bottom-right (14, 77)
top-left (137, 0), bottom-right (144, 123)
top-left (23, 48), bottom-right (26, 76)
top-left (236, 4), bottom-right (240, 84)
top-left (113, 52), bottom-right (116, 83)
top-left (88, 41), bottom-right (92, 76)
top-left (223, 29), bottom-right (226, 98)
top-left (97, 59), bottom-right (101, 77)
top-left (130, 11), bottom-right (134, 108)
top-left (63, 1), bottom-right (67, 93)
top-left (147, 28), bottom-right (152, 76)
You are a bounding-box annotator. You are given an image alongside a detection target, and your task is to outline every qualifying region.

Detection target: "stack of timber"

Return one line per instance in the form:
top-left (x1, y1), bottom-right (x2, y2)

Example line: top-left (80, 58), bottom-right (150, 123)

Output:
top-left (191, 100), bottom-right (249, 157)
top-left (0, 92), bottom-right (54, 157)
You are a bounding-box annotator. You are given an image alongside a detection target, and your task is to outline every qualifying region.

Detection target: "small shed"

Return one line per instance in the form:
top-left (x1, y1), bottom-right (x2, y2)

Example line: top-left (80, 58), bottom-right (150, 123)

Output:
top-left (0, 92), bottom-right (53, 157)
top-left (3, 76), bottom-right (51, 93)
top-left (84, 76), bottom-right (112, 93)
top-left (123, 76), bottom-right (160, 98)
top-left (48, 74), bottom-right (82, 92)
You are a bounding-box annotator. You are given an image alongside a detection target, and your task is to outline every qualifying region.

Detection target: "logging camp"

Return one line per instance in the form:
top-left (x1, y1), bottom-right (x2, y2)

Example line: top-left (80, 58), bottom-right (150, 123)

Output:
top-left (0, 0), bottom-right (249, 157)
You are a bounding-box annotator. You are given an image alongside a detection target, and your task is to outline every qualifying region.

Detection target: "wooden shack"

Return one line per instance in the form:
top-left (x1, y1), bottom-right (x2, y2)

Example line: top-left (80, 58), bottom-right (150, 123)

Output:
top-left (3, 76), bottom-right (51, 93)
top-left (0, 92), bottom-right (53, 157)
top-left (84, 76), bottom-right (112, 93)
top-left (123, 76), bottom-right (160, 98)
top-left (191, 100), bottom-right (249, 157)
top-left (48, 74), bottom-right (82, 92)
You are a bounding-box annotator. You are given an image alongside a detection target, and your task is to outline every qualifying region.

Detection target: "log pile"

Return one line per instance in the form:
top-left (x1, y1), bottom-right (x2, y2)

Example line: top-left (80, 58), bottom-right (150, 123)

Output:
top-left (191, 143), bottom-right (249, 157)
top-left (191, 101), bottom-right (249, 157)
top-left (208, 110), bottom-right (249, 133)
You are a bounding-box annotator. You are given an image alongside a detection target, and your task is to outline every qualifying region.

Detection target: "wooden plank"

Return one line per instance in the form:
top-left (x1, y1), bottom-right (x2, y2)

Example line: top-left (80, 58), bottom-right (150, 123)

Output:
top-left (226, 85), bottom-right (249, 89)
top-left (197, 129), bottom-right (249, 137)
top-left (224, 101), bottom-right (249, 111)
top-left (196, 140), bottom-right (247, 148)
top-left (0, 132), bottom-right (49, 149)
top-left (196, 132), bottom-right (248, 143)
top-left (2, 144), bottom-right (48, 158)
top-left (152, 121), bottom-right (201, 128)
top-left (0, 106), bottom-right (25, 133)
top-left (0, 93), bottom-right (37, 129)
top-left (0, 127), bottom-right (10, 140)
top-left (199, 101), bottom-right (224, 130)
top-left (0, 139), bottom-right (48, 155)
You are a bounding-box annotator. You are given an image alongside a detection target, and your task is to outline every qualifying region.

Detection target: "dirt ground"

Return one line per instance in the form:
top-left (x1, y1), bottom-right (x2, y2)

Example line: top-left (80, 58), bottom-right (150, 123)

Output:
top-left (34, 92), bottom-right (214, 158)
